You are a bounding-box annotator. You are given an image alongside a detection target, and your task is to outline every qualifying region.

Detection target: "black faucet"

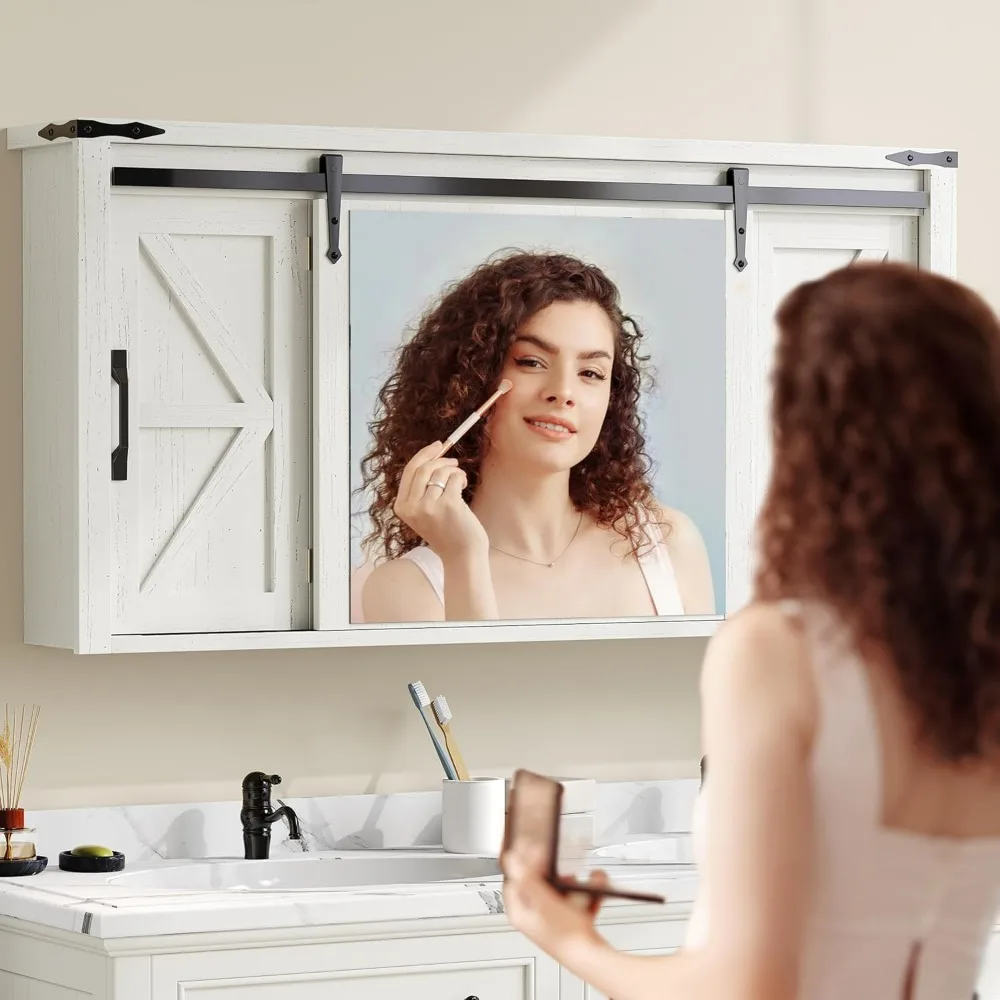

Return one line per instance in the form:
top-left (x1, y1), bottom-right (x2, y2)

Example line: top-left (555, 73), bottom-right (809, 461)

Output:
top-left (240, 771), bottom-right (301, 860)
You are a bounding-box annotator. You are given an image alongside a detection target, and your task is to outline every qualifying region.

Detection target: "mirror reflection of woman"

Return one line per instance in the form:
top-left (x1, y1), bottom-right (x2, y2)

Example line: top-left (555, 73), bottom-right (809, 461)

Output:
top-left (358, 251), bottom-right (715, 623)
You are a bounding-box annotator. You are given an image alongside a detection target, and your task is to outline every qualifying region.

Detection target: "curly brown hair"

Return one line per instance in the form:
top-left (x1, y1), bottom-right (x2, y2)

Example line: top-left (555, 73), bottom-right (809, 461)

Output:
top-left (755, 261), bottom-right (1000, 761)
top-left (358, 250), bottom-right (657, 562)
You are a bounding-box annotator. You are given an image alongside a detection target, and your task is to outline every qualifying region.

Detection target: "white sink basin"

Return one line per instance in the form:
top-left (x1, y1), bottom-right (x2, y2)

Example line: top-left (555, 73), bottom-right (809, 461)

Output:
top-left (108, 854), bottom-right (502, 893)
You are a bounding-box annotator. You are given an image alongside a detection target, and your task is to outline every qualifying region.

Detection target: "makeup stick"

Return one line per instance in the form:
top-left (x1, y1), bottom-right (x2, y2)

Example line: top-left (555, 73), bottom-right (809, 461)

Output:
top-left (435, 379), bottom-right (512, 458)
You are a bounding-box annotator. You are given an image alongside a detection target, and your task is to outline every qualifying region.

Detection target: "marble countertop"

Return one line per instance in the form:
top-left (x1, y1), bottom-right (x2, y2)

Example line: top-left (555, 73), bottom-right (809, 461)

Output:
top-left (0, 847), bottom-right (698, 941)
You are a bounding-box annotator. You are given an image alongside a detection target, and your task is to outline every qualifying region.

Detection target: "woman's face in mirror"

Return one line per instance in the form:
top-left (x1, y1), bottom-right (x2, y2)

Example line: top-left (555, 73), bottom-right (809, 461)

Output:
top-left (486, 300), bottom-right (616, 474)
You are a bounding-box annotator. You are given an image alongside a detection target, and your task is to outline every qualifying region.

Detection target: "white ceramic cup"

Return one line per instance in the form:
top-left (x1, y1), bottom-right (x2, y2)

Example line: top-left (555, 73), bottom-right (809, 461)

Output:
top-left (441, 776), bottom-right (507, 856)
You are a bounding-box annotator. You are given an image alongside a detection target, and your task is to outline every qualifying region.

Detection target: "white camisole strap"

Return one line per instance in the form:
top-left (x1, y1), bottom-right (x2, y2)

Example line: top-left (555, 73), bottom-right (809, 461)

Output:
top-left (636, 517), bottom-right (685, 616)
top-left (398, 517), bottom-right (685, 616)
top-left (399, 545), bottom-right (447, 604)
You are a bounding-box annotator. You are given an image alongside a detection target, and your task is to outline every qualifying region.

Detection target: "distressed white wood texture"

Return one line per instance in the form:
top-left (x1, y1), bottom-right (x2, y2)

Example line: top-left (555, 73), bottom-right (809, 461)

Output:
top-left (920, 167), bottom-right (958, 278)
top-left (112, 615), bottom-right (720, 651)
top-left (724, 205), bottom-right (759, 616)
top-left (108, 193), bottom-right (311, 634)
top-left (22, 139), bottom-right (112, 653)
top-left (16, 125), bottom-right (955, 652)
top-left (312, 200), bottom-right (350, 630)
top-left (722, 210), bottom-right (919, 614)
top-left (5, 118), bottom-right (949, 175)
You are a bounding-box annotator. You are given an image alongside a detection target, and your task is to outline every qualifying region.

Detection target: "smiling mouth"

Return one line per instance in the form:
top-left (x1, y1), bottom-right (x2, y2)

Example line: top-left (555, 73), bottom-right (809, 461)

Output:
top-left (525, 418), bottom-right (576, 436)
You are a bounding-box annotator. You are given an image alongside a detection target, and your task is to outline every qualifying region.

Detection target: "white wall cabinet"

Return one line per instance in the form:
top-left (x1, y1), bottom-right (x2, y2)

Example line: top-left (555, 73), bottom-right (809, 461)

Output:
top-left (8, 119), bottom-right (956, 653)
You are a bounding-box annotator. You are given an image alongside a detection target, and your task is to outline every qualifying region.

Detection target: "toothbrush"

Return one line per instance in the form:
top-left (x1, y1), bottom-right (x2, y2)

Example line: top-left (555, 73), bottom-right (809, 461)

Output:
top-left (407, 681), bottom-right (458, 780)
top-left (432, 695), bottom-right (470, 781)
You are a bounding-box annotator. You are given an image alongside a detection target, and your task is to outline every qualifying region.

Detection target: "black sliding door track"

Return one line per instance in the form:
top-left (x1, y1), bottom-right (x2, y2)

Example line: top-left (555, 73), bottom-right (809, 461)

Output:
top-left (111, 156), bottom-right (930, 271)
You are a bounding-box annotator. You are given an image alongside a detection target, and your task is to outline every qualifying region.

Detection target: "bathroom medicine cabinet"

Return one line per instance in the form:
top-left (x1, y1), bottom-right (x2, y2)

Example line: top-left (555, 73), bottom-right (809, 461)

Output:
top-left (7, 119), bottom-right (956, 654)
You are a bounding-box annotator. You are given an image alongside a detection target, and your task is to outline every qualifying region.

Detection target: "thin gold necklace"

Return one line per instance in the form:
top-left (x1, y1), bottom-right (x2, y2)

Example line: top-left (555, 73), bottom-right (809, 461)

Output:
top-left (488, 512), bottom-right (585, 568)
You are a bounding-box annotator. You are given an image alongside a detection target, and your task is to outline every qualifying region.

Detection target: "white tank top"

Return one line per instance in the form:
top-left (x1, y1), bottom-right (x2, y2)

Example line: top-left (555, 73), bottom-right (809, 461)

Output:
top-left (398, 519), bottom-right (685, 616)
top-left (686, 599), bottom-right (1000, 1000)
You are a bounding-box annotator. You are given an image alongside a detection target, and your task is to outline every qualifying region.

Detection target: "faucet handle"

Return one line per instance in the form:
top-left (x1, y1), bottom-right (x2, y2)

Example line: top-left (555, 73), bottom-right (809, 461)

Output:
top-left (242, 771), bottom-right (282, 807)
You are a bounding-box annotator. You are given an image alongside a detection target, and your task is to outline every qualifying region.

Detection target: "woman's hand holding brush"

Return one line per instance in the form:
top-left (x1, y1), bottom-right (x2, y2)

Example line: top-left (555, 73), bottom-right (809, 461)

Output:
top-left (391, 379), bottom-right (512, 621)
top-left (394, 442), bottom-right (489, 564)
top-left (394, 444), bottom-right (498, 619)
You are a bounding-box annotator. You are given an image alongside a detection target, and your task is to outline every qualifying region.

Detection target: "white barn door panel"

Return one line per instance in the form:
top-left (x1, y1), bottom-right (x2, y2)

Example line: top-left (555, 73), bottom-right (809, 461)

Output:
top-left (725, 210), bottom-right (919, 613)
top-left (109, 194), bottom-right (312, 635)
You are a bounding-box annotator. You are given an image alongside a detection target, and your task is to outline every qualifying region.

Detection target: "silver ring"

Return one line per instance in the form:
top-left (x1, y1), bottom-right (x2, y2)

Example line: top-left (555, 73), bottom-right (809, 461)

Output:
top-left (427, 480), bottom-right (447, 491)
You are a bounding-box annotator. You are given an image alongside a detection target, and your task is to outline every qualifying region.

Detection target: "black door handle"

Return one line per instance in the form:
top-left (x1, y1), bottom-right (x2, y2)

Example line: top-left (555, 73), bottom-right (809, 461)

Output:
top-left (111, 350), bottom-right (129, 481)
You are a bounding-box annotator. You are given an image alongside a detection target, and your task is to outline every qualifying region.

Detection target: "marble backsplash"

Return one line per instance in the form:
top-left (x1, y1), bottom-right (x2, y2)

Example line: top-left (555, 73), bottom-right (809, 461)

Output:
top-left (24, 779), bottom-right (699, 864)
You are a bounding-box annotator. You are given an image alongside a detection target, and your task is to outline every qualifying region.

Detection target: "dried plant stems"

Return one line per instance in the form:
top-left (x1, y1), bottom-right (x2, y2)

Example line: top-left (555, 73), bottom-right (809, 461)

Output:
top-left (13, 706), bottom-right (39, 811)
top-left (0, 704), bottom-right (40, 813)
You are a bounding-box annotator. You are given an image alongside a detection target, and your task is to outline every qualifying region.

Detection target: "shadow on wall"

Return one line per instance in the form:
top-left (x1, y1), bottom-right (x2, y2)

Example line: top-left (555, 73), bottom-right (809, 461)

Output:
top-left (0, 0), bottom-right (658, 131)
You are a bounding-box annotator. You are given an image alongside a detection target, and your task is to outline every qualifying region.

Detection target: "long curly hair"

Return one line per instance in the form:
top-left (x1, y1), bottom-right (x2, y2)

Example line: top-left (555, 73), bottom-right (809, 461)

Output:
top-left (755, 261), bottom-right (1000, 761)
top-left (359, 250), bottom-right (656, 562)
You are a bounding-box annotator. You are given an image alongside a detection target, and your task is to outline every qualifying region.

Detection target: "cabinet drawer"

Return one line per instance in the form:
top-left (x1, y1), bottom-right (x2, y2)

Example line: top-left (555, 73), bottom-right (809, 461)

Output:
top-left (171, 959), bottom-right (529, 999)
top-left (151, 931), bottom-right (559, 1000)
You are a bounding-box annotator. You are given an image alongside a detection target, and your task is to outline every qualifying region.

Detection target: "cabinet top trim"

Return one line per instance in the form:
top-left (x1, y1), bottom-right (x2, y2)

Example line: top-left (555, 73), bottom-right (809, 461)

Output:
top-left (6, 117), bottom-right (956, 172)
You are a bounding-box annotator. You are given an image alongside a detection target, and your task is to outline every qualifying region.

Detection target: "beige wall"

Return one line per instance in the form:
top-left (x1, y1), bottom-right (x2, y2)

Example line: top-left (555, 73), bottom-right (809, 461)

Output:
top-left (0, 0), bottom-right (985, 808)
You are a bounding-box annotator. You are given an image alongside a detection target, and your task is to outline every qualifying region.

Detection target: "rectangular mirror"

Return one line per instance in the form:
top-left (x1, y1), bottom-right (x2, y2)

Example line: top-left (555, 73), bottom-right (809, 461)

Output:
top-left (348, 204), bottom-right (727, 626)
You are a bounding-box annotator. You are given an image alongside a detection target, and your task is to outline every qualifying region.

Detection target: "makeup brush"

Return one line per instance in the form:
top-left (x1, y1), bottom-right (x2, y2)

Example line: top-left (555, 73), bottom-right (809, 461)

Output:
top-left (432, 695), bottom-right (470, 781)
top-left (435, 379), bottom-right (512, 459)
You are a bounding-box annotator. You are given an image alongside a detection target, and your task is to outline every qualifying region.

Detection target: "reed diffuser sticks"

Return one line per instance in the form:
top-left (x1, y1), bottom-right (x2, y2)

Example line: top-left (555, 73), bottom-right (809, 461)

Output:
top-left (0, 704), bottom-right (41, 860)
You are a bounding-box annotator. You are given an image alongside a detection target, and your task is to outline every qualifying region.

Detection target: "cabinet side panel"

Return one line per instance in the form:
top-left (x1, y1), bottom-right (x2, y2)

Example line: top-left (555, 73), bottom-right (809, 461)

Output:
top-left (77, 142), bottom-right (113, 654)
top-left (22, 144), bottom-right (81, 651)
top-left (0, 923), bottom-right (107, 997)
top-left (919, 168), bottom-right (957, 279)
top-left (0, 971), bottom-right (94, 998)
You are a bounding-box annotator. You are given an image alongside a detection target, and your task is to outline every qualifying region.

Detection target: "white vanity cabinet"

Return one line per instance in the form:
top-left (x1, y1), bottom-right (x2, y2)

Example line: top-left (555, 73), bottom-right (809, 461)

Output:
top-left (0, 911), bottom-right (682, 1000)
top-left (7, 119), bottom-right (956, 653)
top-left (560, 916), bottom-right (684, 1000)
top-left (0, 911), bottom-right (997, 999)
top-left (977, 932), bottom-right (1000, 1000)
top-left (145, 928), bottom-right (558, 1000)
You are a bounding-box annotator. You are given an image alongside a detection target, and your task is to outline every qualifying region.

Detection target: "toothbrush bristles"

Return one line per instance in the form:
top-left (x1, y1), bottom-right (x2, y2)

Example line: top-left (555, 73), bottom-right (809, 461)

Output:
top-left (410, 681), bottom-right (430, 706)
top-left (433, 695), bottom-right (452, 724)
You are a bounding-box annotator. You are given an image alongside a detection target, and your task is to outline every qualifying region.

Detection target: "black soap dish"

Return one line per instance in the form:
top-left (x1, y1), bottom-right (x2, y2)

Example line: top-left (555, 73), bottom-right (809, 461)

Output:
top-left (59, 851), bottom-right (125, 873)
top-left (0, 856), bottom-right (48, 877)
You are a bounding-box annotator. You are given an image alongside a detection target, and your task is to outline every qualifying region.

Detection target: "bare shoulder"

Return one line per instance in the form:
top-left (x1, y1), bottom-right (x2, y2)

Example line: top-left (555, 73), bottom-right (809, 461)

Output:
top-left (703, 602), bottom-right (818, 740)
top-left (653, 502), bottom-right (710, 566)
top-left (654, 502), bottom-right (701, 540)
top-left (651, 502), bottom-right (715, 614)
top-left (361, 556), bottom-right (444, 623)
